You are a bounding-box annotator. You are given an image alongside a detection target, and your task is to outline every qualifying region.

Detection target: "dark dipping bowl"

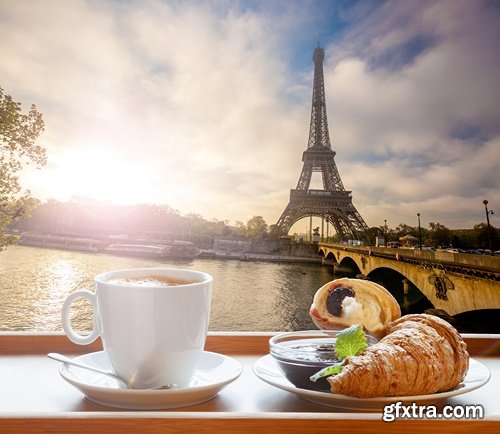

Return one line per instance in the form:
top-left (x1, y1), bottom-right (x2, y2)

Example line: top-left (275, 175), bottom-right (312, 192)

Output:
top-left (269, 330), bottom-right (378, 392)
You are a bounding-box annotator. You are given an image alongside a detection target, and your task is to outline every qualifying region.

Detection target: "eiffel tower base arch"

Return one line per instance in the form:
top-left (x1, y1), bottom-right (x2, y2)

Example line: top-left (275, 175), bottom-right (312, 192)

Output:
top-left (276, 189), bottom-right (370, 242)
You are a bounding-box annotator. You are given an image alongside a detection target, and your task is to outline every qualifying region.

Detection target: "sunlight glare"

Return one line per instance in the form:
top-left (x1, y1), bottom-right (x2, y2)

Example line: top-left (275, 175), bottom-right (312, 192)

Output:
top-left (46, 149), bottom-right (158, 204)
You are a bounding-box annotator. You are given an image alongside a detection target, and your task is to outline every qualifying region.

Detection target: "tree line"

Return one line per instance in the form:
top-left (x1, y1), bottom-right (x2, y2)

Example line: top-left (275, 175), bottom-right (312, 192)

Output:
top-left (366, 221), bottom-right (498, 251)
top-left (7, 198), bottom-right (274, 246)
top-left (7, 197), bottom-right (497, 251)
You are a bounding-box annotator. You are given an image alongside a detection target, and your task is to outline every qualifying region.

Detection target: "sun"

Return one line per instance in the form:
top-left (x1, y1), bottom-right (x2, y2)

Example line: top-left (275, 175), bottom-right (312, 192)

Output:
top-left (21, 146), bottom-right (199, 208)
top-left (32, 148), bottom-right (158, 205)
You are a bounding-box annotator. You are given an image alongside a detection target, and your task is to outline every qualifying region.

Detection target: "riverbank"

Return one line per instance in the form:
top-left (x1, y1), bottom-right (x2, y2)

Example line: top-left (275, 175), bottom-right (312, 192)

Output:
top-left (202, 250), bottom-right (322, 264)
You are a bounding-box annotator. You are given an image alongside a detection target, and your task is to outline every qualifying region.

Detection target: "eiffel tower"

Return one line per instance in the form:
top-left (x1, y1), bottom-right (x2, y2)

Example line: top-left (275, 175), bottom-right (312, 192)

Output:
top-left (276, 44), bottom-right (369, 241)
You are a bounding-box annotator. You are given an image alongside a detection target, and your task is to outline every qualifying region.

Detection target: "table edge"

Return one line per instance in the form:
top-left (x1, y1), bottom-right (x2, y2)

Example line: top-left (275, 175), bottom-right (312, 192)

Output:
top-left (1, 331), bottom-right (499, 356)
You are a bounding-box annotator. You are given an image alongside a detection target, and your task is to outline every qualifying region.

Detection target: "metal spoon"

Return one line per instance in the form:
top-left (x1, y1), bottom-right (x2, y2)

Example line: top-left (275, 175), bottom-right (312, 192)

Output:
top-left (47, 352), bottom-right (176, 390)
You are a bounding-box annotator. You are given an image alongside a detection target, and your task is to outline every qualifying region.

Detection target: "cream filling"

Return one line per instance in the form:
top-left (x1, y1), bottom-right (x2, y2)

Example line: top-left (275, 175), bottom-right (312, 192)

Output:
top-left (341, 296), bottom-right (363, 319)
top-left (342, 295), bottom-right (383, 332)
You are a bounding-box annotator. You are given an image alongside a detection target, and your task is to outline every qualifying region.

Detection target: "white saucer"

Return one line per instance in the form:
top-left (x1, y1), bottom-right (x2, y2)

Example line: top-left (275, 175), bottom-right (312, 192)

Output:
top-left (59, 351), bottom-right (242, 410)
top-left (253, 355), bottom-right (490, 411)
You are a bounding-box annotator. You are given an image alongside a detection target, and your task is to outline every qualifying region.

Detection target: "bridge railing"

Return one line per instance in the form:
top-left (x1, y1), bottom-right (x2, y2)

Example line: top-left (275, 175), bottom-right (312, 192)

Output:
top-left (318, 243), bottom-right (500, 273)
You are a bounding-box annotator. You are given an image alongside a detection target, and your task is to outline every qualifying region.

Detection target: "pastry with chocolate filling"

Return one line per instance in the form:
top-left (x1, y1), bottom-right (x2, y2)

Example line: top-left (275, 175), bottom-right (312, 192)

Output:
top-left (309, 278), bottom-right (400, 337)
top-left (327, 314), bottom-right (469, 397)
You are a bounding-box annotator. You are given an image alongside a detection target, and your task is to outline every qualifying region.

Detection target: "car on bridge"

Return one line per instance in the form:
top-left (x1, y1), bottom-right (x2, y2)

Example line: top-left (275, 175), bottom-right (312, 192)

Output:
top-left (387, 241), bottom-right (400, 248)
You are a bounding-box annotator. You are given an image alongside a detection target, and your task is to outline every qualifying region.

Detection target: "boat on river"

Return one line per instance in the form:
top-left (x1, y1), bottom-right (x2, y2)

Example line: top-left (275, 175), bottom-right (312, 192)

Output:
top-left (18, 232), bottom-right (202, 259)
top-left (18, 233), bottom-right (102, 252)
top-left (104, 243), bottom-right (170, 258)
top-left (103, 241), bottom-right (201, 259)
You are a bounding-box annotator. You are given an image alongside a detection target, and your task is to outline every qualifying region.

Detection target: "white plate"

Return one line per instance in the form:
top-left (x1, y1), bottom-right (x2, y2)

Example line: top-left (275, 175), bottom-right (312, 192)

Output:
top-left (253, 355), bottom-right (490, 411)
top-left (59, 351), bottom-right (242, 410)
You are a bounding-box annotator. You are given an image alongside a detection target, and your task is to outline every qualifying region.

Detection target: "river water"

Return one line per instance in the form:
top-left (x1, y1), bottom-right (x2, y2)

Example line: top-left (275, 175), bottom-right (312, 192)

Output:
top-left (0, 245), bottom-right (335, 332)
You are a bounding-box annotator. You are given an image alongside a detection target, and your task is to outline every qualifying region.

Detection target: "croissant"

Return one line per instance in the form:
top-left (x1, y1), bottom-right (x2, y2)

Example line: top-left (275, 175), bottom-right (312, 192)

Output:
top-left (327, 314), bottom-right (469, 397)
top-left (310, 278), bottom-right (401, 337)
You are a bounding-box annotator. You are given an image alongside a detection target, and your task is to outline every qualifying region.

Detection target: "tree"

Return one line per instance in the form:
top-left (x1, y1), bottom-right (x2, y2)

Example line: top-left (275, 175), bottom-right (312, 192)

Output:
top-left (267, 224), bottom-right (280, 239)
top-left (475, 222), bottom-right (498, 251)
top-left (367, 226), bottom-right (381, 244)
top-left (1, 86), bottom-right (46, 250)
top-left (245, 216), bottom-right (268, 239)
top-left (394, 223), bottom-right (414, 238)
top-left (428, 222), bottom-right (452, 247)
top-left (233, 220), bottom-right (247, 237)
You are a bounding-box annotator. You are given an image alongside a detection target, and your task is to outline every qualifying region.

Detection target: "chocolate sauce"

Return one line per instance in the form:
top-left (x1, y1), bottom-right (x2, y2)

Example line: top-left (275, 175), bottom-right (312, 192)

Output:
top-left (326, 286), bottom-right (355, 316)
top-left (273, 339), bottom-right (339, 391)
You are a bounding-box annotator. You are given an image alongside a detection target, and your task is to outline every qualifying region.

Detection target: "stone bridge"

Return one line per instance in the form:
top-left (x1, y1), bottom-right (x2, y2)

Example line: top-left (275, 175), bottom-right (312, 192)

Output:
top-left (318, 244), bottom-right (500, 317)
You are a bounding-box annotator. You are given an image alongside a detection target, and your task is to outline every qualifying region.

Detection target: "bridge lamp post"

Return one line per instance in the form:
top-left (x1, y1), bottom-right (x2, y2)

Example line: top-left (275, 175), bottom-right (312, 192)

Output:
top-left (417, 213), bottom-right (422, 250)
top-left (384, 219), bottom-right (387, 247)
top-left (483, 200), bottom-right (494, 252)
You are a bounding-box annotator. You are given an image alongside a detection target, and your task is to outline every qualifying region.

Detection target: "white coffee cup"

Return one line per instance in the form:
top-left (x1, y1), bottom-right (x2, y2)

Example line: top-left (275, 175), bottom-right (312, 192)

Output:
top-left (62, 268), bottom-right (212, 388)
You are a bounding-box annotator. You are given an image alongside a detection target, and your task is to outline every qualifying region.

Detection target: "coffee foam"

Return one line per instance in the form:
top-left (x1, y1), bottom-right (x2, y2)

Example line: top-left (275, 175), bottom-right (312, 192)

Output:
top-left (107, 275), bottom-right (196, 287)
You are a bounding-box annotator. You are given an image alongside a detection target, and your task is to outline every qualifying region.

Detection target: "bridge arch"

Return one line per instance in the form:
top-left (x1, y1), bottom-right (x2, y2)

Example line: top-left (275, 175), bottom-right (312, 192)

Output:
top-left (322, 250), bottom-right (439, 312)
top-left (319, 248), bottom-right (337, 262)
top-left (338, 256), bottom-right (362, 276)
top-left (366, 266), bottom-right (434, 315)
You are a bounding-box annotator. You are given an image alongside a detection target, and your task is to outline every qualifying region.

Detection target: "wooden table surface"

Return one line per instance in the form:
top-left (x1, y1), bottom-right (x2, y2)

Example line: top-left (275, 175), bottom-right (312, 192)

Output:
top-left (0, 332), bottom-right (499, 433)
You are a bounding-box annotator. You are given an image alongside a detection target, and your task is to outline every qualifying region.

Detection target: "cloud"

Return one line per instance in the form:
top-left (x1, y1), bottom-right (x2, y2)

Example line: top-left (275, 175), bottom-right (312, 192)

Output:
top-left (2, 0), bottom-right (310, 221)
top-left (1, 0), bottom-right (499, 231)
top-left (322, 0), bottom-right (500, 228)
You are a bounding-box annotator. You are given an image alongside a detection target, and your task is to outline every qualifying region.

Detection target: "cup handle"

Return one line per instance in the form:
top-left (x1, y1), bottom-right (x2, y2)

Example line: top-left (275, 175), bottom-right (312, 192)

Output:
top-left (62, 290), bottom-right (100, 345)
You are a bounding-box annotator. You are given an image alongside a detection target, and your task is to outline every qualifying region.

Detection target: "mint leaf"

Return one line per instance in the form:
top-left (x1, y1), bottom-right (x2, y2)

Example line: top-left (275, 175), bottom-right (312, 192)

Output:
top-left (310, 362), bottom-right (343, 383)
top-left (335, 324), bottom-right (368, 360)
top-left (310, 325), bottom-right (368, 384)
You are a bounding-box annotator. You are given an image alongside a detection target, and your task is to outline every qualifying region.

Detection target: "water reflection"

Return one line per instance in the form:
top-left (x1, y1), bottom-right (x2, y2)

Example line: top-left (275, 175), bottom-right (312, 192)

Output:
top-left (0, 245), bottom-right (334, 332)
top-left (274, 266), bottom-right (333, 331)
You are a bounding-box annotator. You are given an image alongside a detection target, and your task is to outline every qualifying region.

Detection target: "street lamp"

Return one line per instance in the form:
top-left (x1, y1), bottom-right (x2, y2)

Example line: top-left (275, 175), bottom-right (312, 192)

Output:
top-left (384, 219), bottom-right (387, 247)
top-left (417, 213), bottom-right (422, 249)
top-left (483, 200), bottom-right (494, 252)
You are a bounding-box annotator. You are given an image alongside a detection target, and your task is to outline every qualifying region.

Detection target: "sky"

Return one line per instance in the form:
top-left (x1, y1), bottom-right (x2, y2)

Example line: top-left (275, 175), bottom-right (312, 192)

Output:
top-left (1, 0), bottom-right (499, 232)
